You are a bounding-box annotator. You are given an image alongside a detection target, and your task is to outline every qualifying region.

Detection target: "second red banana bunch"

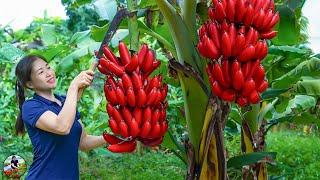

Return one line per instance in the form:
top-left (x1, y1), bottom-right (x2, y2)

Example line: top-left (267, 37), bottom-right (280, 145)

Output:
top-left (97, 42), bottom-right (169, 153)
top-left (197, 0), bottom-right (279, 106)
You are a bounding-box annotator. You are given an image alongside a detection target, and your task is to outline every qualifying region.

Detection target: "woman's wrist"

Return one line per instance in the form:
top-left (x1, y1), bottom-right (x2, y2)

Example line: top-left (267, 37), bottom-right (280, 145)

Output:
top-left (69, 82), bottom-right (79, 91)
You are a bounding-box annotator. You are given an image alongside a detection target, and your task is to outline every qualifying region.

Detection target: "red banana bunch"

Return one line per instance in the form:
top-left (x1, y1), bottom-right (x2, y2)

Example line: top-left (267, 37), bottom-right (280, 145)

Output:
top-left (198, 0), bottom-right (279, 106)
top-left (106, 102), bottom-right (168, 140)
top-left (208, 0), bottom-right (279, 38)
top-left (98, 42), bottom-right (169, 153)
top-left (207, 59), bottom-right (267, 106)
top-left (198, 22), bottom-right (268, 61)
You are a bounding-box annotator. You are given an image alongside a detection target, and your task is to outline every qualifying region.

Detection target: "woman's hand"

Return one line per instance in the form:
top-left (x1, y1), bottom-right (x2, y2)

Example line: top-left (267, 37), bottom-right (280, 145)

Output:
top-left (70, 70), bottom-right (94, 90)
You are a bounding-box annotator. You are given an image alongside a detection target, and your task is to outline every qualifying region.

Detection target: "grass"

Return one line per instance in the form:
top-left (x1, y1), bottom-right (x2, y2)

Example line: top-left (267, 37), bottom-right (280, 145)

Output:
top-left (225, 130), bottom-right (320, 179)
top-left (266, 130), bottom-right (320, 179)
top-left (2, 130), bottom-right (320, 179)
top-left (79, 149), bottom-right (186, 180)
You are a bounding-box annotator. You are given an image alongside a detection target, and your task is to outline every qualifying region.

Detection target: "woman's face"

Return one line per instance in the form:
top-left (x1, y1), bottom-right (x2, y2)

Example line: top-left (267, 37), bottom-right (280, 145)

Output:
top-left (27, 58), bottom-right (56, 91)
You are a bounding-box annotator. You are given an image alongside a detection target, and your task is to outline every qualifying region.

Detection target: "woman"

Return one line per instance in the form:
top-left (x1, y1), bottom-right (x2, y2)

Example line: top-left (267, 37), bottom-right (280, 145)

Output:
top-left (15, 55), bottom-right (107, 179)
top-left (10, 156), bottom-right (19, 170)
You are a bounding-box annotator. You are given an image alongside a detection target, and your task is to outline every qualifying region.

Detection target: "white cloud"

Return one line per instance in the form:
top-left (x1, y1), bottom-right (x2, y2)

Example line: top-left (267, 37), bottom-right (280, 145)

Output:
top-left (0, 0), bottom-right (66, 30)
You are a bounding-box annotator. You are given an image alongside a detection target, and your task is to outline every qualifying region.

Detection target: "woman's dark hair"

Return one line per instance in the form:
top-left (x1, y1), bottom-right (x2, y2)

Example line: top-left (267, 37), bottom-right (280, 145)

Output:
top-left (15, 55), bottom-right (47, 135)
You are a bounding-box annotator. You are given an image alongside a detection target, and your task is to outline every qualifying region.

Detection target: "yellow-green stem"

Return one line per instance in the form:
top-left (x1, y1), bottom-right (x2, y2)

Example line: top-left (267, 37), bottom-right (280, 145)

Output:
top-left (127, 0), bottom-right (139, 51)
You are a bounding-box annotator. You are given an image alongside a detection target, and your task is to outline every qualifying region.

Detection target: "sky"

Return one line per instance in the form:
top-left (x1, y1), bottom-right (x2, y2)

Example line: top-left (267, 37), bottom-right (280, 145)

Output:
top-left (0, 0), bottom-right (319, 53)
top-left (0, 0), bottom-right (66, 29)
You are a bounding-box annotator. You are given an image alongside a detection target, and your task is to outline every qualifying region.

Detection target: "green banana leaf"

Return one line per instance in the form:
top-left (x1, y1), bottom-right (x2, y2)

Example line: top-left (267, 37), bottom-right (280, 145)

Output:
top-left (272, 57), bottom-right (320, 88)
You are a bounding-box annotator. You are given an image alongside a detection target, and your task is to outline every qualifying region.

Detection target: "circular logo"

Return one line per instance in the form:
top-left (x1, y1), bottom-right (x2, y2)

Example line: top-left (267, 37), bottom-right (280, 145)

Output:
top-left (3, 155), bottom-right (27, 178)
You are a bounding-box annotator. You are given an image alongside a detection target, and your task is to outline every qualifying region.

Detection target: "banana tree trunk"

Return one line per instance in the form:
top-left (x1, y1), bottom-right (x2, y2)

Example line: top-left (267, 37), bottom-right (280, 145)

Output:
top-left (184, 96), bottom-right (231, 180)
top-left (198, 98), bottom-right (231, 180)
top-left (241, 104), bottom-right (268, 180)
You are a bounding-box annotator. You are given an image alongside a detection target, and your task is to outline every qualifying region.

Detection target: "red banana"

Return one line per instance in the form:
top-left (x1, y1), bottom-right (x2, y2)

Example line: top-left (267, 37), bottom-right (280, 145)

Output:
top-left (131, 71), bottom-right (143, 91)
top-left (115, 87), bottom-right (126, 106)
top-left (138, 44), bottom-right (148, 65)
top-left (232, 69), bottom-right (245, 90)
top-left (226, 0), bottom-right (235, 21)
top-left (160, 121), bottom-right (168, 136)
top-left (159, 108), bottom-right (167, 122)
top-left (221, 31), bottom-right (232, 58)
top-left (136, 88), bottom-right (147, 107)
top-left (109, 118), bottom-right (120, 134)
top-left (125, 53), bottom-right (139, 72)
top-left (132, 108), bottom-right (142, 126)
top-left (103, 132), bottom-right (122, 144)
top-left (112, 107), bottom-right (124, 123)
top-left (242, 78), bottom-right (256, 96)
top-left (236, 96), bottom-right (248, 107)
top-left (222, 60), bottom-right (231, 86)
top-left (143, 107), bottom-right (152, 123)
top-left (97, 64), bottom-right (109, 75)
top-left (121, 106), bottom-right (132, 124)
top-left (104, 85), bottom-right (118, 105)
top-left (142, 50), bottom-right (154, 73)
top-left (261, 9), bottom-right (274, 29)
top-left (238, 45), bottom-right (255, 62)
top-left (160, 84), bottom-right (168, 102)
top-left (204, 35), bottom-right (219, 59)
top-left (245, 27), bottom-right (255, 46)
top-left (266, 12), bottom-right (280, 30)
top-left (215, 2), bottom-right (226, 22)
top-left (211, 81), bottom-right (223, 96)
top-left (253, 65), bottom-right (265, 83)
top-left (208, 7), bottom-right (215, 20)
top-left (248, 59), bottom-right (261, 78)
top-left (243, 4), bottom-right (254, 26)
top-left (147, 76), bottom-right (160, 93)
top-left (146, 88), bottom-right (158, 105)
top-left (126, 87), bottom-right (136, 107)
top-left (221, 89), bottom-right (236, 101)
top-left (119, 41), bottom-right (131, 66)
top-left (151, 109), bottom-right (161, 125)
top-left (260, 31), bottom-right (277, 39)
top-left (235, 0), bottom-right (246, 23)
top-left (129, 118), bottom-right (140, 137)
top-left (107, 140), bottom-right (136, 153)
top-left (99, 58), bottom-right (125, 77)
top-left (228, 23), bottom-right (236, 47)
top-left (232, 33), bottom-right (246, 56)
top-left (213, 63), bottom-right (229, 88)
top-left (103, 46), bottom-right (118, 65)
top-left (140, 121), bottom-right (151, 138)
top-left (122, 73), bottom-right (133, 89)
top-left (248, 90), bottom-right (260, 104)
top-left (149, 122), bottom-right (161, 138)
top-left (256, 80), bottom-right (268, 92)
top-left (119, 121), bottom-right (129, 138)
top-left (208, 22), bottom-right (221, 50)
top-left (106, 76), bottom-right (117, 89)
top-left (241, 61), bottom-right (252, 80)
top-left (106, 103), bottom-right (114, 116)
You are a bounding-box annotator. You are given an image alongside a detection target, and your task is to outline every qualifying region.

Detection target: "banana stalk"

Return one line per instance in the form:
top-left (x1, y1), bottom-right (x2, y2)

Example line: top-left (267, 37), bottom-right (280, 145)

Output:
top-left (199, 98), bottom-right (230, 180)
top-left (127, 0), bottom-right (139, 51)
top-left (241, 103), bottom-right (268, 180)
